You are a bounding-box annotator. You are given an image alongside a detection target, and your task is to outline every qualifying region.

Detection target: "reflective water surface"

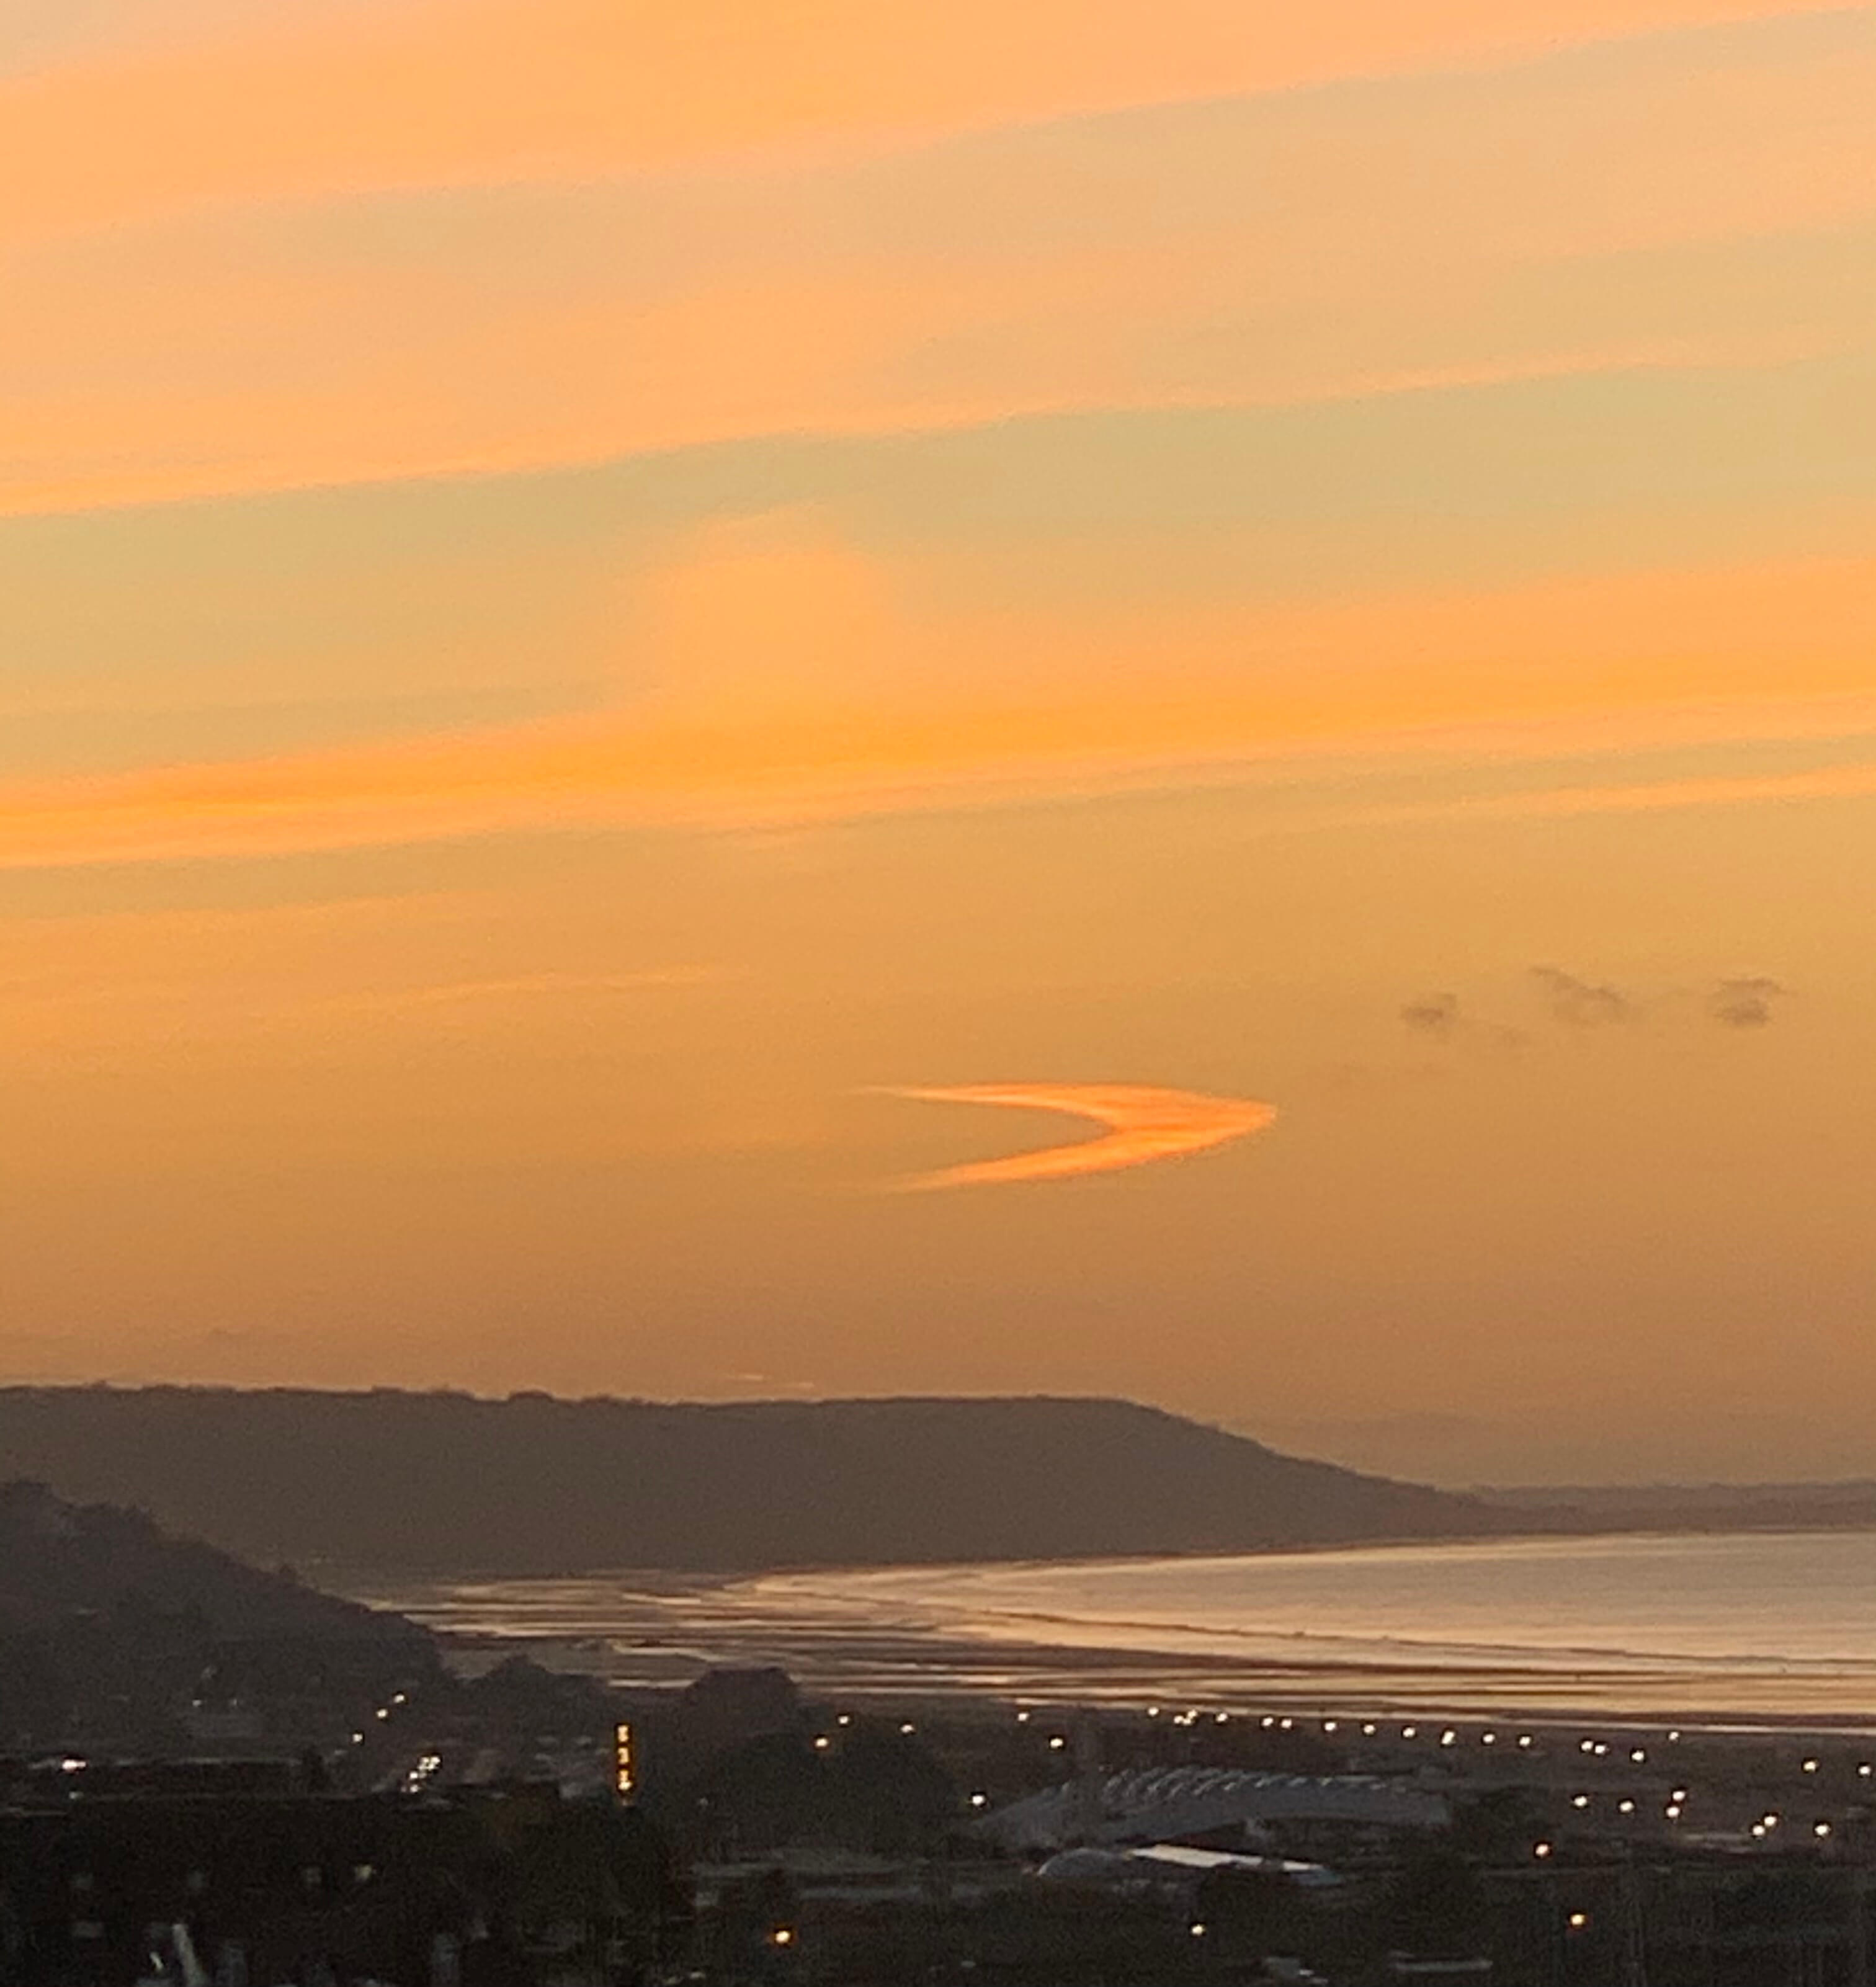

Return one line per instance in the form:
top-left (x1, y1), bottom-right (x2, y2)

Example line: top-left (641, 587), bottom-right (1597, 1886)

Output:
top-left (352, 1529), bottom-right (1876, 1728)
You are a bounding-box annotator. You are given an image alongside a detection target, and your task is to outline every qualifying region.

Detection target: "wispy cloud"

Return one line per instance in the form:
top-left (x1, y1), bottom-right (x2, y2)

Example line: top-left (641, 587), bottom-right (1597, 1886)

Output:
top-left (1415, 754), bottom-right (1876, 827)
top-left (1708, 975), bottom-right (1789, 1027)
top-left (1531, 965), bottom-right (1632, 1027)
top-left (309, 968), bottom-right (716, 1016)
top-left (5, 539), bottom-right (1876, 869)
top-left (1398, 990), bottom-right (1528, 1050)
top-left (1402, 968), bottom-right (1794, 1047)
top-left (880, 1083), bottom-right (1277, 1189)
top-left (9, 11), bottom-right (1875, 518)
top-left (1400, 993), bottom-right (1463, 1040)
top-left (8, 0), bottom-right (1842, 246)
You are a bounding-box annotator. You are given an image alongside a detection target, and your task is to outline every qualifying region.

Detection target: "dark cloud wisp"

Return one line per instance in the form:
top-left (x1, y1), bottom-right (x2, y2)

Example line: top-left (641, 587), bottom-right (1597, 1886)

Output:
top-left (1708, 976), bottom-right (1788, 1028)
top-left (1530, 965), bottom-right (1631, 1027)
top-left (1400, 992), bottom-right (1463, 1039)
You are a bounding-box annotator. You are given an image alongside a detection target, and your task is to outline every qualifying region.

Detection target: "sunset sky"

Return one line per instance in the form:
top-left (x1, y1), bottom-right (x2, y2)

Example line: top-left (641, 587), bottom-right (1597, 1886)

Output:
top-left (5, 1), bottom-right (1874, 1483)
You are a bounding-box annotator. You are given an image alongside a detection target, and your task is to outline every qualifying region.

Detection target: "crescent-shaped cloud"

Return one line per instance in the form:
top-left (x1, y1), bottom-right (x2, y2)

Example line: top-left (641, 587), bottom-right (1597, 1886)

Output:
top-left (882, 1082), bottom-right (1278, 1189)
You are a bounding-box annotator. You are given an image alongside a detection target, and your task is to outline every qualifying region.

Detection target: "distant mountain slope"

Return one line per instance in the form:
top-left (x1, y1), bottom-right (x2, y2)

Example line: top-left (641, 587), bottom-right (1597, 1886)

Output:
top-left (0, 1478), bottom-right (424, 1645)
top-left (0, 1388), bottom-right (1486, 1574)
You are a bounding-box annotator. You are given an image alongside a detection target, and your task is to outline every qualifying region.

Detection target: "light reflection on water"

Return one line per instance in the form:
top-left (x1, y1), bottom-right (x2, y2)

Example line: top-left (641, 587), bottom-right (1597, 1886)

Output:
top-left (346, 1529), bottom-right (1876, 1727)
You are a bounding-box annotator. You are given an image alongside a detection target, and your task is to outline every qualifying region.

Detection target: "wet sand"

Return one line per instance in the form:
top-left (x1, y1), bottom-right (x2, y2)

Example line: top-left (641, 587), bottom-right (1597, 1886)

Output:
top-left (341, 1542), bottom-right (1876, 1735)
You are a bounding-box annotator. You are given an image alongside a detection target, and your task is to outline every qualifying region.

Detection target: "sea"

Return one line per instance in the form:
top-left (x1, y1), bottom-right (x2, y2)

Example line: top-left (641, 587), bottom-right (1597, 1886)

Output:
top-left (349, 1529), bottom-right (1876, 1731)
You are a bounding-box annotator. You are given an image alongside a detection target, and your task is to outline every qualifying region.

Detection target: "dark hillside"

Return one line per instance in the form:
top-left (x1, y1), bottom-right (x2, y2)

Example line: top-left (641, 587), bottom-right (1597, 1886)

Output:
top-left (0, 1388), bottom-right (1487, 1574)
top-left (0, 1478), bottom-right (423, 1645)
top-left (0, 1480), bottom-right (431, 1752)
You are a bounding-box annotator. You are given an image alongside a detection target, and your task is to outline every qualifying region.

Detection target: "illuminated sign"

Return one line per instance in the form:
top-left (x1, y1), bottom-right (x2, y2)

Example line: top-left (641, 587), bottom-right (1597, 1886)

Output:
top-left (614, 1721), bottom-right (635, 1798)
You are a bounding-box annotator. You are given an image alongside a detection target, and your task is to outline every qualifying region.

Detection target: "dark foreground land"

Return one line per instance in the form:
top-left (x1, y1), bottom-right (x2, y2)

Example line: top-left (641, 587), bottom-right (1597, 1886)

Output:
top-left (4, 1482), bottom-right (1876, 1986)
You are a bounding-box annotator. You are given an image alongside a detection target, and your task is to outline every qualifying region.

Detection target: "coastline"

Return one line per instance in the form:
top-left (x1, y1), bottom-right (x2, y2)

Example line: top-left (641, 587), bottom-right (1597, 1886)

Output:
top-left (336, 1524), bottom-right (1876, 1736)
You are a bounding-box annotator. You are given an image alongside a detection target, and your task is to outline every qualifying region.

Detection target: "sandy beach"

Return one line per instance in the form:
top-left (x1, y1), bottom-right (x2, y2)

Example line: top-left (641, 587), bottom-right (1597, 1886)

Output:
top-left (341, 1529), bottom-right (1876, 1735)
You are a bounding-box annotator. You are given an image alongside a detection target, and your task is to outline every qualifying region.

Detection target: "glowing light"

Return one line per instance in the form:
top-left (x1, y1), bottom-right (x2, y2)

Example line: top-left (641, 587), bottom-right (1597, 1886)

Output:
top-left (1048, 1736), bottom-right (1067, 1751)
top-left (1534, 1842), bottom-right (1553, 1859)
top-left (813, 1736), bottom-right (831, 1751)
top-left (1803, 1758), bottom-right (1820, 1772)
top-left (1481, 1731), bottom-right (1497, 1745)
top-left (1189, 1923), bottom-right (1207, 1938)
top-left (1568, 1913), bottom-right (1589, 1931)
top-left (1816, 1821), bottom-right (1833, 1837)
top-left (1402, 1726), bottom-right (1418, 1739)
top-left (900, 1722), bottom-right (917, 1735)
top-left (1630, 1749), bottom-right (1646, 1763)
top-left (1666, 1805), bottom-right (1682, 1820)
top-left (970, 1793), bottom-right (988, 1808)
top-left (771, 1928), bottom-right (795, 1948)
top-left (1440, 1730), bottom-right (1457, 1747)
top-left (1362, 1723), bottom-right (1378, 1736)
top-left (1518, 1735), bottom-right (1535, 1749)
top-left (1572, 1795), bottom-right (1590, 1809)
top-left (1619, 1800), bottom-right (1635, 1815)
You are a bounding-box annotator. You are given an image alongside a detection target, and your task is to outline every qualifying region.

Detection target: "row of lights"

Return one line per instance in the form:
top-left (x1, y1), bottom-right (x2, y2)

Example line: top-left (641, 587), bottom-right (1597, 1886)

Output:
top-left (1540, 1802), bottom-right (1837, 1845)
top-left (1038, 1702), bottom-right (1876, 1790)
top-left (1566, 1791), bottom-right (1683, 1815)
top-left (813, 1717), bottom-right (919, 1748)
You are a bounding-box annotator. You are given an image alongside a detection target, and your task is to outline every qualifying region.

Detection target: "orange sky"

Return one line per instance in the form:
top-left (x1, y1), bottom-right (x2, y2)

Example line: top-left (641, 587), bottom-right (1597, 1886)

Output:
top-left (4, 1), bottom-right (1875, 1482)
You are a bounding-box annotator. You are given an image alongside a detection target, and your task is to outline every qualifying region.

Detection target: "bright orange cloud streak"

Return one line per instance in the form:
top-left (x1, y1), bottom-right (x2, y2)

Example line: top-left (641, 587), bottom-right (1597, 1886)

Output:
top-left (2, 544), bottom-right (1874, 869)
top-left (883, 1084), bottom-right (1280, 1189)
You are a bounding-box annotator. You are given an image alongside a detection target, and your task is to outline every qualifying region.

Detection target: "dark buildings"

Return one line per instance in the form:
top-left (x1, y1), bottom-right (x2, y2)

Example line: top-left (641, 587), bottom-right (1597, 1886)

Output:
top-left (0, 1780), bottom-right (686, 1987)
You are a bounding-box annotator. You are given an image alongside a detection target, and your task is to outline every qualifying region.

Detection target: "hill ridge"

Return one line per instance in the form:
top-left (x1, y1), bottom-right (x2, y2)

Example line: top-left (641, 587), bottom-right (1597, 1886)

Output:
top-left (0, 1385), bottom-right (1488, 1574)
